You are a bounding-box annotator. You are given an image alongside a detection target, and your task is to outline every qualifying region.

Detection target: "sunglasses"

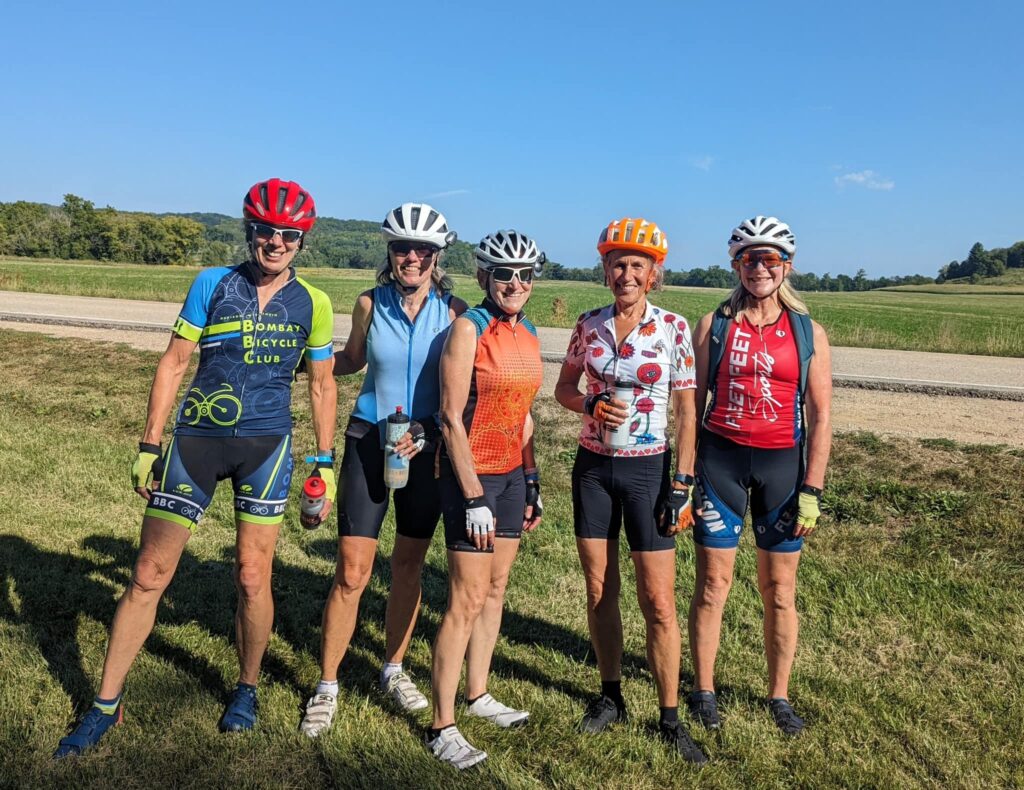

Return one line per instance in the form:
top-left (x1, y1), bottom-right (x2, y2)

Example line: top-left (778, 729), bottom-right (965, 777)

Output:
top-left (734, 249), bottom-right (790, 270)
top-left (490, 266), bottom-right (534, 284)
top-left (251, 223), bottom-right (304, 245)
top-left (390, 242), bottom-right (439, 258)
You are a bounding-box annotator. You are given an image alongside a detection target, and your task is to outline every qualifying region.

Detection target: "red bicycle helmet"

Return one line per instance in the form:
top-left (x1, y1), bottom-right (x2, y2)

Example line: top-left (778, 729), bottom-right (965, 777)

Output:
top-left (242, 178), bottom-right (317, 232)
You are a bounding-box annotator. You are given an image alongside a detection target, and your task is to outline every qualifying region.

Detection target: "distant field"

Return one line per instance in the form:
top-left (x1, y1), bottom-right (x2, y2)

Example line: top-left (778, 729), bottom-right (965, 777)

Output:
top-left (2, 329), bottom-right (1023, 788)
top-left (3, 257), bottom-right (1024, 357)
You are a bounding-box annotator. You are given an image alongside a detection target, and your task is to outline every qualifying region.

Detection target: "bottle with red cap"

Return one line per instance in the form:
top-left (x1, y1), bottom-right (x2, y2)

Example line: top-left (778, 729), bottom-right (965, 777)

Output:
top-left (300, 475), bottom-right (327, 528)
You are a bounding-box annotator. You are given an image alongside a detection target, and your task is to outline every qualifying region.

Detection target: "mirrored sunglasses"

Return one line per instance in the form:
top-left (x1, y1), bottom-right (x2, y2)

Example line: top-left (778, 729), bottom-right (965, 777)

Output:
top-left (390, 242), bottom-right (439, 258)
top-left (490, 266), bottom-right (534, 284)
top-left (251, 223), bottom-right (304, 244)
top-left (734, 249), bottom-right (789, 269)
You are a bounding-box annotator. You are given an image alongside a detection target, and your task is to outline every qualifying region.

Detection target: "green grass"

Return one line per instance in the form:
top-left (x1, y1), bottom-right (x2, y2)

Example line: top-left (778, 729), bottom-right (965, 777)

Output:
top-left (2, 327), bottom-right (1023, 788)
top-left (4, 256), bottom-right (1024, 356)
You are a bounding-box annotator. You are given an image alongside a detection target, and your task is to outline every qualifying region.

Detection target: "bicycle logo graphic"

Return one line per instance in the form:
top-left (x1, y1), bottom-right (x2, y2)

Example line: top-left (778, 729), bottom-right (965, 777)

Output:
top-left (179, 505), bottom-right (200, 521)
top-left (183, 383), bottom-right (243, 426)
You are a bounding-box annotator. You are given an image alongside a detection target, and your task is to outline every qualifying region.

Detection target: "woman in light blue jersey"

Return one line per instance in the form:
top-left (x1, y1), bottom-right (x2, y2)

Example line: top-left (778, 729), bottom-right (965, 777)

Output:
top-left (299, 203), bottom-right (467, 736)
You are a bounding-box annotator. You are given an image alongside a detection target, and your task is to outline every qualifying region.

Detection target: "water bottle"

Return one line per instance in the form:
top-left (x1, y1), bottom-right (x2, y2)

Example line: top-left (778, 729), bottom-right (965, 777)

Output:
top-left (300, 476), bottom-right (326, 528)
top-left (384, 406), bottom-right (410, 489)
top-left (604, 379), bottom-right (634, 449)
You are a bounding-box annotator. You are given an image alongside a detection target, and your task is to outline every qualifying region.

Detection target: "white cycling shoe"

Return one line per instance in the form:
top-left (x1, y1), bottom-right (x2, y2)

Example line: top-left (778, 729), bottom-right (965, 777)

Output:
top-left (426, 725), bottom-right (488, 770)
top-left (465, 693), bottom-right (530, 728)
top-left (383, 671), bottom-right (429, 712)
top-left (299, 693), bottom-right (337, 738)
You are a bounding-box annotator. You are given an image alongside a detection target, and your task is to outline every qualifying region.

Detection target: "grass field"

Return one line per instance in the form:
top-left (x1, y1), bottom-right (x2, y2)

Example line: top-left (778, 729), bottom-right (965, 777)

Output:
top-left (1, 328), bottom-right (1022, 788)
top-left (3, 256), bottom-right (1024, 357)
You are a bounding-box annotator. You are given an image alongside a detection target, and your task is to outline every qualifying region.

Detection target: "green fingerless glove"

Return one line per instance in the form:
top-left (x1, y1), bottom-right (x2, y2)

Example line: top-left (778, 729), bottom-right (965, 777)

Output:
top-left (796, 489), bottom-right (821, 530)
top-left (313, 466), bottom-right (337, 502)
top-left (131, 442), bottom-right (161, 489)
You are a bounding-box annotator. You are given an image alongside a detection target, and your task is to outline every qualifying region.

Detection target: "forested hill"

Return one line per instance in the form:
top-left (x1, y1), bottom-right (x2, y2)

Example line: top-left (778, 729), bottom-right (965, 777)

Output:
top-left (3, 194), bottom-right (1019, 291)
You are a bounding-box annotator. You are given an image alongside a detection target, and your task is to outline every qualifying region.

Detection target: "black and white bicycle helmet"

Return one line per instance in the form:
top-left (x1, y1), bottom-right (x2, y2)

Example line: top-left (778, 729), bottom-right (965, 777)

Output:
top-left (475, 230), bottom-right (546, 275)
top-left (728, 216), bottom-right (796, 258)
top-left (381, 203), bottom-right (457, 248)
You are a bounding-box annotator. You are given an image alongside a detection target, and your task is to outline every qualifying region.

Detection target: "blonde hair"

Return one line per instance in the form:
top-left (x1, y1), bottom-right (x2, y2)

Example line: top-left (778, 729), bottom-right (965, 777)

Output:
top-left (376, 250), bottom-right (454, 295)
top-left (721, 278), bottom-right (808, 319)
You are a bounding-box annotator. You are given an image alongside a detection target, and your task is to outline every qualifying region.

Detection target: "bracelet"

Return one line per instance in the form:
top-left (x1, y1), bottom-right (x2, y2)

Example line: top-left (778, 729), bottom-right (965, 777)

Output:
top-left (673, 473), bottom-right (695, 486)
top-left (799, 483), bottom-right (823, 497)
top-left (139, 442), bottom-right (162, 455)
top-left (523, 467), bottom-right (539, 484)
top-left (305, 449), bottom-right (336, 464)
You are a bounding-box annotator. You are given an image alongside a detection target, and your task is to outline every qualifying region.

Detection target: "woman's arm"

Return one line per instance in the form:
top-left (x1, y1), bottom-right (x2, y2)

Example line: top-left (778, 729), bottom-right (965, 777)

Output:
top-left (439, 318), bottom-right (484, 501)
top-left (554, 360), bottom-right (587, 413)
top-left (333, 291), bottom-right (372, 376)
top-left (691, 312), bottom-right (715, 428)
top-left (141, 334), bottom-right (198, 445)
top-left (801, 320), bottom-right (833, 490)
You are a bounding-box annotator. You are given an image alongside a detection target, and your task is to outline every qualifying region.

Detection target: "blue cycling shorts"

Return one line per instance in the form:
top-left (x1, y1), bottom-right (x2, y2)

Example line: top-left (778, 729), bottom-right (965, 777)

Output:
top-left (145, 434), bottom-right (293, 531)
top-left (693, 430), bottom-right (804, 553)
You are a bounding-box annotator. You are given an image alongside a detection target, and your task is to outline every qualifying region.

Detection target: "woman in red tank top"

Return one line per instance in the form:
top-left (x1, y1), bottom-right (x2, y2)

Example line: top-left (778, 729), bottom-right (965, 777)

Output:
top-left (687, 216), bottom-right (833, 736)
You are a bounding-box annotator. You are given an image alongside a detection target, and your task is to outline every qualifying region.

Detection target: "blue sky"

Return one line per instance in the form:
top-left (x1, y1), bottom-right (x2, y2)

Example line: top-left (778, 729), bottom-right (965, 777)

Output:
top-left (3, 0), bottom-right (1021, 277)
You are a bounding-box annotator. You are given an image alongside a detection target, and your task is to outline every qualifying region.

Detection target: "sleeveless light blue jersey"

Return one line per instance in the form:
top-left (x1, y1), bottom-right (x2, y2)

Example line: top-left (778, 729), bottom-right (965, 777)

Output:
top-left (353, 285), bottom-right (453, 445)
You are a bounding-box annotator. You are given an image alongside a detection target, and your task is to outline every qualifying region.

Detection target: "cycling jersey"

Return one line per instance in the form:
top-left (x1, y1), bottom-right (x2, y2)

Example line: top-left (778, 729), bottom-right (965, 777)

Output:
top-left (171, 264), bottom-right (334, 437)
top-left (447, 299), bottom-right (543, 475)
top-left (352, 284), bottom-right (453, 445)
top-left (704, 311), bottom-right (801, 449)
top-left (564, 302), bottom-right (696, 457)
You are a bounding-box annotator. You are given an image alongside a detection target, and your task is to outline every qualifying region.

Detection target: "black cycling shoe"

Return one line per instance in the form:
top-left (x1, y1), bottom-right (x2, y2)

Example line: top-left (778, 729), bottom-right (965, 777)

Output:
top-left (768, 698), bottom-right (805, 736)
top-left (658, 721), bottom-right (708, 765)
top-left (579, 694), bottom-right (627, 734)
top-left (687, 690), bottom-right (721, 730)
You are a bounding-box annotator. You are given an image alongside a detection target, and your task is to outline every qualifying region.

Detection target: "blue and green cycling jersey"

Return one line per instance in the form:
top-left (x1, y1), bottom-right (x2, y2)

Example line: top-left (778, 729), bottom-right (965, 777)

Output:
top-left (171, 263), bottom-right (334, 437)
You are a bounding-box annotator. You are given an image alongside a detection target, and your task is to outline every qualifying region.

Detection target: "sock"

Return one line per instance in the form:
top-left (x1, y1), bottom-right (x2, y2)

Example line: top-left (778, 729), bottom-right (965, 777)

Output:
top-left (601, 680), bottom-right (624, 703)
top-left (380, 662), bottom-right (403, 687)
top-left (466, 693), bottom-right (485, 706)
top-left (659, 706), bottom-right (679, 726)
top-left (237, 682), bottom-right (257, 692)
top-left (93, 694), bottom-right (121, 715)
top-left (427, 724), bottom-right (455, 739)
top-left (315, 679), bottom-right (339, 696)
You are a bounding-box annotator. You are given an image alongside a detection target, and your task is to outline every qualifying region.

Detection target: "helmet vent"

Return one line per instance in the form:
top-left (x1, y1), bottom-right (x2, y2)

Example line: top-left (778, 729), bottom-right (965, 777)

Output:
top-left (276, 187), bottom-right (288, 215)
top-left (292, 192), bottom-right (307, 214)
top-left (410, 205), bottom-right (421, 229)
top-left (425, 209), bottom-right (439, 229)
top-left (258, 183), bottom-right (269, 210)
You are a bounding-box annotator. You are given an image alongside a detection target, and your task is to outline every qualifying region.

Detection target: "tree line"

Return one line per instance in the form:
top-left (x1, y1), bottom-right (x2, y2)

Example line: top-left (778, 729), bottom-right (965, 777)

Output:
top-left (1, 195), bottom-right (1017, 290)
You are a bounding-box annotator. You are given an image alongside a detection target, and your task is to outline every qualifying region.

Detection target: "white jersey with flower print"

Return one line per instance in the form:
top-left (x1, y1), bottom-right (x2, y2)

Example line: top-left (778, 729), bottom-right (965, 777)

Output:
top-left (564, 301), bottom-right (696, 457)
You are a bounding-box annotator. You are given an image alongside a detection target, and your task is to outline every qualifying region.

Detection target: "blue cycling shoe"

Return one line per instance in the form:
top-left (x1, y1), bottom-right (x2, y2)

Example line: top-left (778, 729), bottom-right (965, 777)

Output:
top-left (53, 704), bottom-right (123, 758)
top-left (218, 684), bottom-right (259, 732)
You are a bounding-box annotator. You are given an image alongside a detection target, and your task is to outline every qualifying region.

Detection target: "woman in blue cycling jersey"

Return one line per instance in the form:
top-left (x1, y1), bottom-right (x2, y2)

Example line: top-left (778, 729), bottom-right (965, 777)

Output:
top-left (55, 178), bottom-right (337, 757)
top-left (687, 216), bottom-right (832, 736)
top-left (299, 203), bottom-right (467, 737)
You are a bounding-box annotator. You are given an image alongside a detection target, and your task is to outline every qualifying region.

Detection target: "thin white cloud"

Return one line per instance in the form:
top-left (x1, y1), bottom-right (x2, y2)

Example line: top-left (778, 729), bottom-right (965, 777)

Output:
top-left (834, 169), bottom-right (894, 191)
top-left (424, 188), bottom-right (471, 199)
top-left (690, 155), bottom-right (714, 172)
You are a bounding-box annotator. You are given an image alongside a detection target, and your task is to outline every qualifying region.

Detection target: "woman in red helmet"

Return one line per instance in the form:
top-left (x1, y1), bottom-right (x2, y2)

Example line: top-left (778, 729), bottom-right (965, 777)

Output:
top-left (54, 178), bottom-right (338, 757)
top-left (555, 218), bottom-right (705, 764)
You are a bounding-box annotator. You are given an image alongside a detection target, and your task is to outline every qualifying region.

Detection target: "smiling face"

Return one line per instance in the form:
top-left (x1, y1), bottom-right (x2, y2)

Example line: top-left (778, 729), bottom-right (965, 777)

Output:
top-left (479, 265), bottom-right (534, 316)
top-left (389, 243), bottom-right (439, 291)
top-left (250, 224), bottom-right (301, 276)
top-left (604, 250), bottom-right (657, 309)
top-left (732, 245), bottom-right (792, 299)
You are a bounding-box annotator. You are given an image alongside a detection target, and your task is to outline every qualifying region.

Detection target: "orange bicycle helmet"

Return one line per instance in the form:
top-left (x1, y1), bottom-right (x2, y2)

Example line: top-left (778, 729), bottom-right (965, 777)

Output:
top-left (597, 217), bottom-right (668, 264)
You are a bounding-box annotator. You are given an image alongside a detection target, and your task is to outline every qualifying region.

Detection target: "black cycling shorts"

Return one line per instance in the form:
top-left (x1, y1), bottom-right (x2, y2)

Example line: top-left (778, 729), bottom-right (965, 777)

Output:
top-left (572, 446), bottom-right (674, 553)
top-left (693, 430), bottom-right (804, 553)
top-left (146, 433), bottom-right (293, 530)
top-left (337, 418), bottom-right (441, 541)
top-left (438, 458), bottom-right (526, 552)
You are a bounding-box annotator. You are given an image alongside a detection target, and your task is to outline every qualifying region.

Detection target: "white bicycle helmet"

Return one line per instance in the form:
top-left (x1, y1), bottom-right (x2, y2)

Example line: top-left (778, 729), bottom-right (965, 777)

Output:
top-left (381, 203), bottom-right (457, 248)
top-left (728, 216), bottom-right (796, 258)
top-left (475, 230), bottom-right (546, 274)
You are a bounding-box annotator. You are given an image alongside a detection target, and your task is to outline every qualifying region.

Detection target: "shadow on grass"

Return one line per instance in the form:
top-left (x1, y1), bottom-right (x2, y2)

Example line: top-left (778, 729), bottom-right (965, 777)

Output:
top-left (1, 530), bottom-right (656, 721)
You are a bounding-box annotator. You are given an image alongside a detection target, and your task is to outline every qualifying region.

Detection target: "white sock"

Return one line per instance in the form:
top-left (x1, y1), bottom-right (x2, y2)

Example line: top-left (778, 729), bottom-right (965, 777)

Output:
top-left (315, 679), bottom-right (339, 696)
top-left (380, 662), bottom-right (403, 687)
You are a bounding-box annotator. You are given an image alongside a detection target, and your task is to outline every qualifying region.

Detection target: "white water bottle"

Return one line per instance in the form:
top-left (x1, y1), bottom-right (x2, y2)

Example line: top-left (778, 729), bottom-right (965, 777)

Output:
top-left (603, 380), bottom-right (633, 449)
top-left (384, 406), bottom-right (410, 489)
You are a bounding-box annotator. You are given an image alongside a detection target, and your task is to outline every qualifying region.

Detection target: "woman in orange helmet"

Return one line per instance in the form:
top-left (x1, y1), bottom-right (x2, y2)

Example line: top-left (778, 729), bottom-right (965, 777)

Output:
top-left (554, 218), bottom-right (705, 764)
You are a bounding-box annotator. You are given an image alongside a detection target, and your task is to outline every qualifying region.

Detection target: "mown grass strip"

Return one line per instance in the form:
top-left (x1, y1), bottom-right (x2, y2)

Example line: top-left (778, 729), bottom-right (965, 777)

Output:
top-left (1, 328), bottom-right (1023, 788)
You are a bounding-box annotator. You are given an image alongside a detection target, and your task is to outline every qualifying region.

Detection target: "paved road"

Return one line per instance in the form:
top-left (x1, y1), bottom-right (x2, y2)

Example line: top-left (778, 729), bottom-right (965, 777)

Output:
top-left (3, 290), bottom-right (1023, 396)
